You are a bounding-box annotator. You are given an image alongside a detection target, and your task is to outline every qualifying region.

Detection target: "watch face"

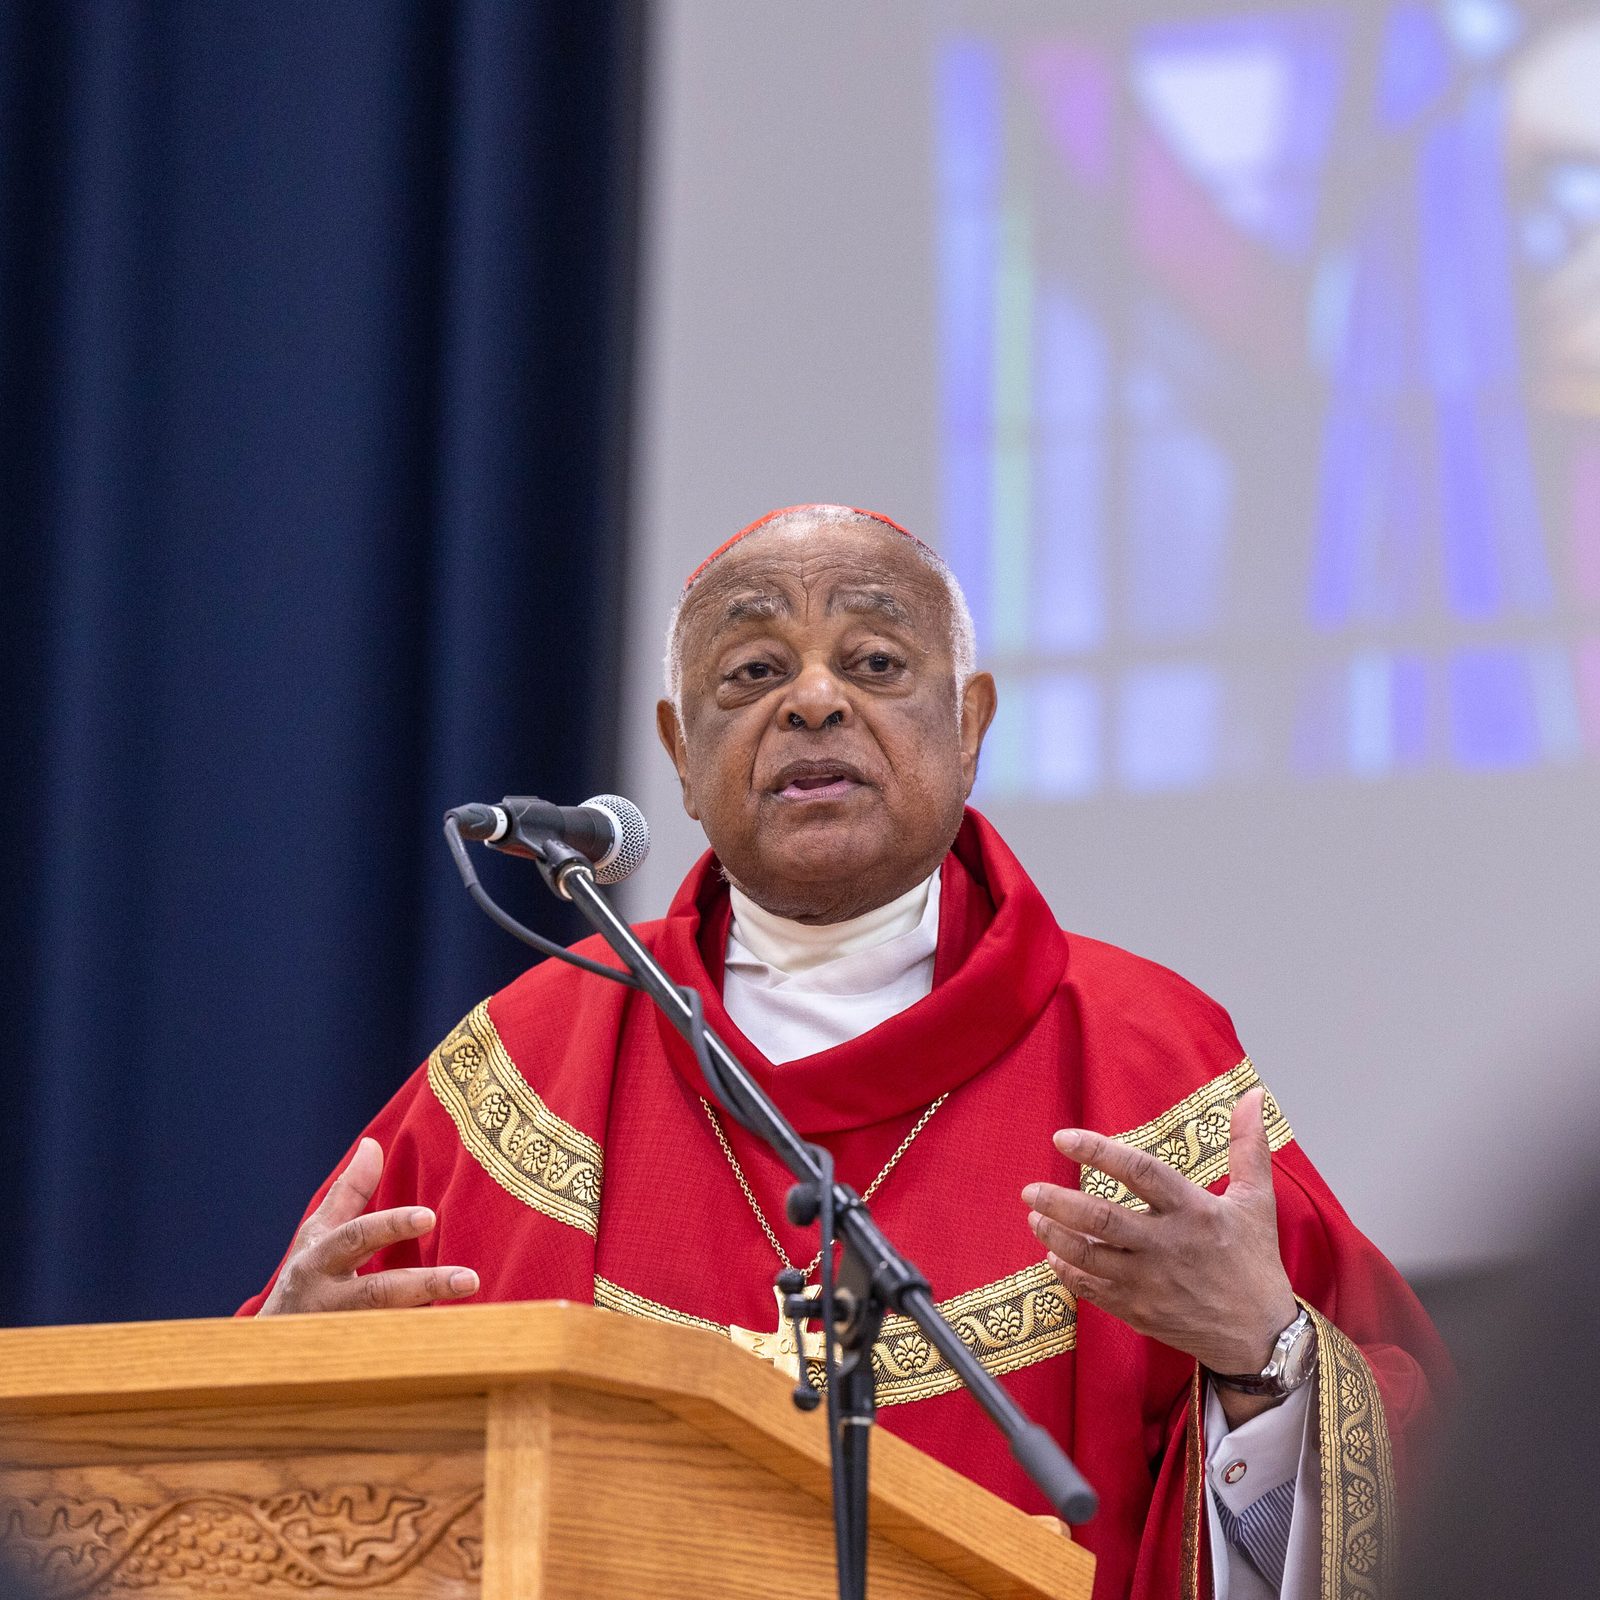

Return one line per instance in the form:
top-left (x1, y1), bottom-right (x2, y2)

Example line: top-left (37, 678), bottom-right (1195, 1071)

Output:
top-left (1278, 1322), bottom-right (1319, 1390)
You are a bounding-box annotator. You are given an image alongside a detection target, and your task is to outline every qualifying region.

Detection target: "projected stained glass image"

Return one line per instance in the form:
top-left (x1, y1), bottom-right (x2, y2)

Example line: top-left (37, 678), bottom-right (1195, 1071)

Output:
top-left (938, 3), bottom-right (1600, 799)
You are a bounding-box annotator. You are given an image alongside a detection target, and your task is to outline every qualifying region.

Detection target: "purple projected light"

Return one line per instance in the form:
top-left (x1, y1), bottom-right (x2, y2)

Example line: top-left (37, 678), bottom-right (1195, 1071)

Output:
top-left (1024, 43), bottom-right (1114, 192)
top-left (1379, 5), bottom-right (1455, 126)
top-left (1033, 288), bottom-right (1107, 654)
top-left (936, 4), bottom-right (1600, 801)
top-left (937, 40), bottom-right (1001, 651)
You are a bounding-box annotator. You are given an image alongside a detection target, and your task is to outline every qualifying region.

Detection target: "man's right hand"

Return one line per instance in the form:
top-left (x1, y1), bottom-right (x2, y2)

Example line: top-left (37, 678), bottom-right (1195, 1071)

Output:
top-left (258, 1137), bottom-right (480, 1315)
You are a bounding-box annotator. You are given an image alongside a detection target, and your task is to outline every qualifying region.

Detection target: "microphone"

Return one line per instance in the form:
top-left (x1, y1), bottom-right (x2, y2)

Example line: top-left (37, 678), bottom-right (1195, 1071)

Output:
top-left (446, 793), bottom-right (650, 885)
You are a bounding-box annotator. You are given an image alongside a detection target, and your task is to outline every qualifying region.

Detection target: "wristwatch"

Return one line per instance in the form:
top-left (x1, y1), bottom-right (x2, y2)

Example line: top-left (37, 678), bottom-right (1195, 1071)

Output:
top-left (1209, 1306), bottom-right (1318, 1397)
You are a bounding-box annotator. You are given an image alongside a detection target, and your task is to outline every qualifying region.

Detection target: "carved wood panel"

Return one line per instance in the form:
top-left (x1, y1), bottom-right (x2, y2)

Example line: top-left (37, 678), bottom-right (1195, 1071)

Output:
top-left (2, 1484), bottom-right (482, 1596)
top-left (1, 1401), bottom-right (485, 1600)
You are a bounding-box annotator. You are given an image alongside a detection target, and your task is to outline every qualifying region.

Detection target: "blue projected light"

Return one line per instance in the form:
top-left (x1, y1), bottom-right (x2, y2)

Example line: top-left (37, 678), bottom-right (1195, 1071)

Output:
top-left (1346, 651), bottom-right (1430, 776)
top-left (1118, 667), bottom-right (1223, 792)
top-left (940, 4), bottom-right (1600, 804)
top-left (1125, 415), bottom-right (1231, 642)
top-left (1379, 6), bottom-right (1454, 126)
top-left (937, 40), bottom-right (1002, 650)
top-left (1033, 674), bottom-right (1102, 797)
top-left (1033, 289), bottom-right (1107, 654)
top-left (1449, 648), bottom-right (1540, 769)
top-left (1440, 0), bottom-right (1523, 62)
top-left (1549, 162), bottom-right (1600, 223)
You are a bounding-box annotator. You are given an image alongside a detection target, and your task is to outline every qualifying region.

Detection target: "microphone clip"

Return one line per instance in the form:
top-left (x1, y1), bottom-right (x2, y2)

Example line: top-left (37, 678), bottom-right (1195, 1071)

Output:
top-left (531, 835), bottom-right (593, 902)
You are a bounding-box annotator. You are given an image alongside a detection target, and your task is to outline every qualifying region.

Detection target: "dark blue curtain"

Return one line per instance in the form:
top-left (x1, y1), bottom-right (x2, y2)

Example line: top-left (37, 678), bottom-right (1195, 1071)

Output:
top-left (0, 1), bottom-right (644, 1326)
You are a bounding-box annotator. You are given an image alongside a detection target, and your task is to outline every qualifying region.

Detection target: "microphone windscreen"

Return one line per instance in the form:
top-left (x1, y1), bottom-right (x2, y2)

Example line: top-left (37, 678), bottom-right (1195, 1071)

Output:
top-left (582, 794), bottom-right (650, 884)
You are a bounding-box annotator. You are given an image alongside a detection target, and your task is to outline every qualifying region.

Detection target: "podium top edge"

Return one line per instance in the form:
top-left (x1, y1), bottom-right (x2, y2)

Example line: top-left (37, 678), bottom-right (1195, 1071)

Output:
top-left (0, 1301), bottom-right (673, 1407)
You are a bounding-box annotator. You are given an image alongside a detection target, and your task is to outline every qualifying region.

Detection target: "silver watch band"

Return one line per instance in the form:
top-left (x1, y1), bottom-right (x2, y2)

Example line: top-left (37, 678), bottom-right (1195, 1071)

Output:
top-left (1209, 1307), bottom-right (1317, 1397)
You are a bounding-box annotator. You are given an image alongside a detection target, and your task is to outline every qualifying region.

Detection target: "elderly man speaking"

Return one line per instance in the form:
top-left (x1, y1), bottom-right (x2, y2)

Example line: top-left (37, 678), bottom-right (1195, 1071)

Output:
top-left (243, 506), bottom-right (1447, 1600)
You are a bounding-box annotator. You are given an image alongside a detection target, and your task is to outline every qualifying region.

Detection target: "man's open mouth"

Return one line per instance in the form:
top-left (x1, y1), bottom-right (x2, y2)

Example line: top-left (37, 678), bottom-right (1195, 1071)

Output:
top-left (770, 761), bottom-right (868, 802)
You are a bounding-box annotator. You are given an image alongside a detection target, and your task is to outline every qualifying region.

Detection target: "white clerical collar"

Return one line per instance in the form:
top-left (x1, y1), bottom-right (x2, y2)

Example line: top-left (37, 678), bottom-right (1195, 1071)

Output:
top-left (728, 872), bottom-right (939, 978)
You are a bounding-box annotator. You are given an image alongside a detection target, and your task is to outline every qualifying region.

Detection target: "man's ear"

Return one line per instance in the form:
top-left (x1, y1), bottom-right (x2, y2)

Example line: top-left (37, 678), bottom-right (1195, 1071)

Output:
top-left (655, 699), bottom-right (700, 820)
top-left (958, 672), bottom-right (998, 796)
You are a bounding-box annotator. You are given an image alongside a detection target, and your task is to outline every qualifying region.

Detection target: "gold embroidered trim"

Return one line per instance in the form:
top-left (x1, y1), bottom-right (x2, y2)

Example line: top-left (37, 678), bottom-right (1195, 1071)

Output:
top-left (1181, 1373), bottom-right (1205, 1600)
top-left (1080, 1057), bottom-right (1293, 1211)
top-left (1304, 1304), bottom-right (1397, 1600)
top-left (427, 1002), bottom-right (603, 1237)
top-left (872, 1261), bottom-right (1076, 1404)
top-left (594, 1275), bottom-right (722, 1334)
top-left (591, 1260), bottom-right (1076, 1407)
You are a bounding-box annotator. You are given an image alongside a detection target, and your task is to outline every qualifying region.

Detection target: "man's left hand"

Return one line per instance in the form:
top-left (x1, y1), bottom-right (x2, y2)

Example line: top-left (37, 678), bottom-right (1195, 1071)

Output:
top-left (1022, 1088), bottom-right (1299, 1424)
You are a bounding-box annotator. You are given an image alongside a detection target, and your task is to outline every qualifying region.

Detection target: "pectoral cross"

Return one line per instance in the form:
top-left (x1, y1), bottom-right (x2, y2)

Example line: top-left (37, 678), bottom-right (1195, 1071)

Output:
top-left (729, 1284), bottom-right (825, 1379)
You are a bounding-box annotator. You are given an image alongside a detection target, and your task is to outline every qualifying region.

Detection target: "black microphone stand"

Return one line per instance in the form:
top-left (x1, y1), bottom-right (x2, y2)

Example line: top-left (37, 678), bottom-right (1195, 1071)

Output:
top-left (450, 822), bottom-right (1097, 1600)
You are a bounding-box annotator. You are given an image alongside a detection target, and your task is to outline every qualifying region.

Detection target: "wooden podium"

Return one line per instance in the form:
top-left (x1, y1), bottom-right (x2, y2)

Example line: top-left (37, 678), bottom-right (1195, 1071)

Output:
top-left (0, 1302), bottom-right (1094, 1600)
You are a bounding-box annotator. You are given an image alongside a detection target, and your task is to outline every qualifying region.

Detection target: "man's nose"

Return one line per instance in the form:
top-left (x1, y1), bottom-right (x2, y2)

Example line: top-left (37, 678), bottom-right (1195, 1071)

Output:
top-left (778, 660), bottom-right (849, 731)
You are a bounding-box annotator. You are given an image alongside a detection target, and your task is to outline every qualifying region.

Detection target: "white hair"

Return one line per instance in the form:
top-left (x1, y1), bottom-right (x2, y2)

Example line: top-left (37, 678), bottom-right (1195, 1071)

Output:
top-left (662, 506), bottom-right (978, 719)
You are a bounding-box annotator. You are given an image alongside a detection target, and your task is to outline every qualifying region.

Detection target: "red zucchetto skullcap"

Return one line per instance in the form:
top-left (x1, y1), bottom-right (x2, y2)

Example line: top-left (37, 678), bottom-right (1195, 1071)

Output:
top-left (681, 504), bottom-right (935, 593)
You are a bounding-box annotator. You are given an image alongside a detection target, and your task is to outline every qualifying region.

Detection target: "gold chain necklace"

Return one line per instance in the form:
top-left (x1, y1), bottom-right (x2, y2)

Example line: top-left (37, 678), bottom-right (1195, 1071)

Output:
top-left (699, 1092), bottom-right (948, 1280)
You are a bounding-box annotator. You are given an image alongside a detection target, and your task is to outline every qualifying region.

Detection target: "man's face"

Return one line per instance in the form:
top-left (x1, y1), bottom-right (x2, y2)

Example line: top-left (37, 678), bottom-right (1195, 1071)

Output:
top-left (656, 518), bottom-right (996, 923)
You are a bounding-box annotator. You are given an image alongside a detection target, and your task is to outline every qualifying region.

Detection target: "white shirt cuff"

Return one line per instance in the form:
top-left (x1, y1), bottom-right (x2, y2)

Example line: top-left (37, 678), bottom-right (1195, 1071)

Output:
top-left (1204, 1379), bottom-right (1320, 1600)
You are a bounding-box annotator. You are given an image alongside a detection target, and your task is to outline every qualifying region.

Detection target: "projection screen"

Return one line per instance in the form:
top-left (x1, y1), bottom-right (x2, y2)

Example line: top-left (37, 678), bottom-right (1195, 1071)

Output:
top-left (620, 0), bottom-right (1600, 1275)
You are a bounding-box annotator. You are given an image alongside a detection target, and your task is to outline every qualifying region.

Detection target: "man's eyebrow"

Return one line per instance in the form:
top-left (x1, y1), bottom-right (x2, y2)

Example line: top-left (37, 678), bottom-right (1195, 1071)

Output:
top-left (825, 587), bottom-right (915, 626)
top-left (710, 592), bottom-right (792, 631)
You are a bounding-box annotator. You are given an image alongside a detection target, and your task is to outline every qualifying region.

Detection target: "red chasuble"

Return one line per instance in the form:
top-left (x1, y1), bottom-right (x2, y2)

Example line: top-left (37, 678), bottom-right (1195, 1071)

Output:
top-left (241, 811), bottom-right (1448, 1600)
